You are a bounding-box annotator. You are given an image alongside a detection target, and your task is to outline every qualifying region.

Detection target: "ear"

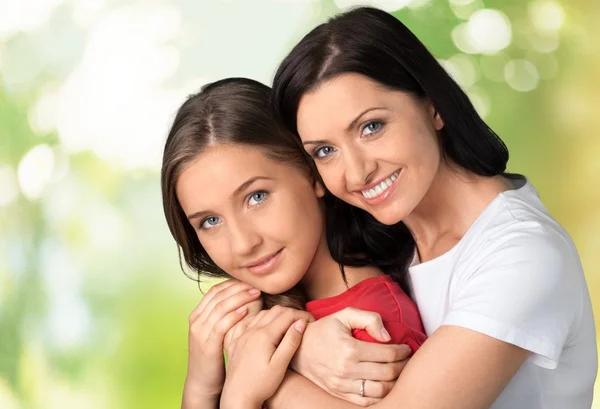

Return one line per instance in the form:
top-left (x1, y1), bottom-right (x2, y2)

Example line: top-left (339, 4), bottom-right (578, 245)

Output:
top-left (427, 102), bottom-right (444, 131)
top-left (313, 180), bottom-right (326, 198)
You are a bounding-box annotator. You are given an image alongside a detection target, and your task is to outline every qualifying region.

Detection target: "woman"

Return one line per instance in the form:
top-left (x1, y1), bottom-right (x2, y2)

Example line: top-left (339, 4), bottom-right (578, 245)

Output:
top-left (160, 77), bottom-right (427, 409)
top-left (246, 6), bottom-right (596, 409)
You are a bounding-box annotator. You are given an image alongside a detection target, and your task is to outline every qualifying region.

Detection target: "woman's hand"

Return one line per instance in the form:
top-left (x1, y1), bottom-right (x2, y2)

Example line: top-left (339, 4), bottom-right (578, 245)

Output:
top-left (291, 307), bottom-right (412, 406)
top-left (182, 279), bottom-right (263, 409)
top-left (221, 306), bottom-right (310, 409)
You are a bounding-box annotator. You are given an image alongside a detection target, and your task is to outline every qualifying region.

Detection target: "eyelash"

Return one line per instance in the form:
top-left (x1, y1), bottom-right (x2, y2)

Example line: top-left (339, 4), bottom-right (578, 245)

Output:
top-left (360, 120), bottom-right (384, 137)
top-left (199, 216), bottom-right (220, 230)
top-left (310, 120), bottom-right (385, 160)
top-left (247, 190), bottom-right (269, 208)
top-left (312, 146), bottom-right (336, 160)
top-left (198, 190), bottom-right (270, 231)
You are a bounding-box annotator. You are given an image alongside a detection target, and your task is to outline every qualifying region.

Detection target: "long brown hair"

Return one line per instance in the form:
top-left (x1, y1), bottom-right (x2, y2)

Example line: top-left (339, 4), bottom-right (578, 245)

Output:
top-left (161, 78), bottom-right (310, 309)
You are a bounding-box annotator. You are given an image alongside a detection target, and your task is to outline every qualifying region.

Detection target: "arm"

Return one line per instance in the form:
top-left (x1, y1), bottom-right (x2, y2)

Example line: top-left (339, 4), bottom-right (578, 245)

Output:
top-left (268, 318), bottom-right (529, 409)
top-left (269, 229), bottom-right (578, 408)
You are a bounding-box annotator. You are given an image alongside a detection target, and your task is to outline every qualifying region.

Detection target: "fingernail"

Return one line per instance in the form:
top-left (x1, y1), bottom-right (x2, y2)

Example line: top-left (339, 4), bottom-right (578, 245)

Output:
top-left (249, 289), bottom-right (260, 296)
top-left (236, 306), bottom-right (247, 314)
top-left (380, 328), bottom-right (391, 342)
top-left (403, 345), bottom-right (413, 354)
top-left (294, 319), bottom-right (306, 333)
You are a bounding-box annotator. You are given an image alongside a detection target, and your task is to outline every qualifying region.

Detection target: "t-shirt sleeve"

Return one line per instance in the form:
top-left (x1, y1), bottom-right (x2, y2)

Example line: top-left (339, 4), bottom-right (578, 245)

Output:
top-left (443, 225), bottom-right (582, 369)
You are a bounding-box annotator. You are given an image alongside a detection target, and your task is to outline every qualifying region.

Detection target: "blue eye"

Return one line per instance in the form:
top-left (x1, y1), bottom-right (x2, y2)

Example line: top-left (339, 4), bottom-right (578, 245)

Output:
top-left (314, 146), bottom-right (335, 159)
top-left (200, 216), bottom-right (221, 229)
top-left (248, 191), bottom-right (268, 206)
top-left (362, 121), bottom-right (383, 136)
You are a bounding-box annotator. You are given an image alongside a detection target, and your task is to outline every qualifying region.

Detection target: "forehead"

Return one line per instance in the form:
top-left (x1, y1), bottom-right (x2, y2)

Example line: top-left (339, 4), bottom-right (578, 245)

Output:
top-left (176, 144), bottom-right (289, 210)
top-left (297, 74), bottom-right (383, 124)
top-left (296, 73), bottom-right (415, 138)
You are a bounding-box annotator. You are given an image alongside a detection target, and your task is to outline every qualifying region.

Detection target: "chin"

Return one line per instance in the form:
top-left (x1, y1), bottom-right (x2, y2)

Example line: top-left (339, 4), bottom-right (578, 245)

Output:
top-left (372, 212), bottom-right (403, 226)
top-left (263, 280), bottom-right (301, 297)
top-left (371, 203), bottom-right (408, 225)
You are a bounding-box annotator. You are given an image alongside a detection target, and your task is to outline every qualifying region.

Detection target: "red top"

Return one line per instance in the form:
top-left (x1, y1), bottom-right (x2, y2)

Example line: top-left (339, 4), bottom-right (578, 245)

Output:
top-left (305, 275), bottom-right (427, 353)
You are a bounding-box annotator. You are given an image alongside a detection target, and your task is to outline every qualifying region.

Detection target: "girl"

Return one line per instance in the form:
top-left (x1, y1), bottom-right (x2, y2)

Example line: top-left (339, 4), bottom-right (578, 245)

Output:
top-left (261, 6), bottom-right (597, 409)
top-left (161, 78), bottom-right (427, 408)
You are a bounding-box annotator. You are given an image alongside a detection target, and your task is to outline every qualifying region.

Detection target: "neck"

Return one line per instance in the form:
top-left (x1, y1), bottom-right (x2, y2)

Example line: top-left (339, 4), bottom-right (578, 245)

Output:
top-left (404, 161), bottom-right (512, 262)
top-left (300, 232), bottom-right (383, 301)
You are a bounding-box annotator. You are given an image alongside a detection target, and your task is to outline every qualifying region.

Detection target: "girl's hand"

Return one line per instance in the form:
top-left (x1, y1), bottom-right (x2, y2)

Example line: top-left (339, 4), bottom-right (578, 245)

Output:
top-left (221, 306), bottom-right (310, 409)
top-left (182, 279), bottom-right (262, 409)
top-left (291, 307), bottom-right (412, 406)
top-left (223, 295), bottom-right (263, 356)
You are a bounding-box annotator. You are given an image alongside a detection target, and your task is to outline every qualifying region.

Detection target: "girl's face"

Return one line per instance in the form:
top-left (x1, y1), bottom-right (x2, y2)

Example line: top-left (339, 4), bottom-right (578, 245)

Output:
top-left (296, 73), bottom-right (444, 225)
top-left (176, 144), bottom-right (326, 294)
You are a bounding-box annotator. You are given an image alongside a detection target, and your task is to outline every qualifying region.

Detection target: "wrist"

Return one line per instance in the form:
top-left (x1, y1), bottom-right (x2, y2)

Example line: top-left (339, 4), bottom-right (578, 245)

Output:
top-left (182, 379), bottom-right (221, 408)
top-left (220, 393), bottom-right (262, 409)
top-left (221, 382), bottom-right (264, 409)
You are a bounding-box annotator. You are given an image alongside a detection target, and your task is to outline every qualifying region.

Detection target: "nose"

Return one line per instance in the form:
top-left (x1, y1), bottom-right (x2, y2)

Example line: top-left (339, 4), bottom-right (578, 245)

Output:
top-left (228, 217), bottom-right (262, 256)
top-left (342, 144), bottom-right (377, 189)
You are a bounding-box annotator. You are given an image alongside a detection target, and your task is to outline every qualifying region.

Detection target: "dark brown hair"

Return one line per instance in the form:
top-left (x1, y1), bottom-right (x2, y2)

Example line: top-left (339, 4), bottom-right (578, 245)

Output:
top-left (272, 6), bottom-right (509, 178)
top-left (270, 7), bottom-right (512, 279)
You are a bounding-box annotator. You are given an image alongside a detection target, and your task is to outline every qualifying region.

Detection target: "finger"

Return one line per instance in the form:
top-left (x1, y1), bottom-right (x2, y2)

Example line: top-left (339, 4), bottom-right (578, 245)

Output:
top-left (224, 315), bottom-right (252, 355)
top-left (246, 305), bottom-right (288, 329)
top-left (253, 306), bottom-right (312, 329)
top-left (271, 319), bottom-right (306, 368)
top-left (190, 279), bottom-right (242, 321)
top-left (206, 287), bottom-right (261, 324)
top-left (337, 392), bottom-right (381, 407)
top-left (246, 298), bottom-right (263, 317)
top-left (352, 379), bottom-right (393, 399)
top-left (337, 307), bottom-right (391, 342)
top-left (355, 341), bottom-right (412, 363)
top-left (207, 306), bottom-right (249, 346)
top-left (350, 360), bottom-right (407, 381)
top-left (198, 280), bottom-right (254, 321)
top-left (198, 282), bottom-right (259, 323)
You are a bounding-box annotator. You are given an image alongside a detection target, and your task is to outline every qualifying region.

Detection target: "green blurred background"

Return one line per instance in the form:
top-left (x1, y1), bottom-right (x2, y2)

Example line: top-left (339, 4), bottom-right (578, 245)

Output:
top-left (0, 0), bottom-right (598, 407)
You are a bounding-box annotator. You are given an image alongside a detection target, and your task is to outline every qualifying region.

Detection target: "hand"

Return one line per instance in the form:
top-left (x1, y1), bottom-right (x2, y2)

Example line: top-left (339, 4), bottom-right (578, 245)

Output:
top-left (223, 296), bottom-right (263, 356)
top-left (221, 306), bottom-right (310, 409)
top-left (291, 307), bottom-right (412, 406)
top-left (182, 279), bottom-right (262, 408)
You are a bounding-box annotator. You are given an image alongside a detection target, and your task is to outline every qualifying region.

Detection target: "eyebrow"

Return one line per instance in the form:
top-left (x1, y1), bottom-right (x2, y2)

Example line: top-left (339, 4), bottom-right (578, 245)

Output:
top-left (186, 176), bottom-right (274, 221)
top-left (302, 107), bottom-right (387, 146)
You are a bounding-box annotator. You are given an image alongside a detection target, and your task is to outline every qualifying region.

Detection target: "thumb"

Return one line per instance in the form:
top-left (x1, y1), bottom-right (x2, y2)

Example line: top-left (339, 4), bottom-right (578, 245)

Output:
top-left (336, 307), bottom-right (391, 342)
top-left (271, 319), bottom-right (306, 367)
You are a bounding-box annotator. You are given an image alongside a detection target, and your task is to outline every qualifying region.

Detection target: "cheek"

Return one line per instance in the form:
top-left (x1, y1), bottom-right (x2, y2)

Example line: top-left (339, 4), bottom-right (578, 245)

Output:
top-left (315, 163), bottom-right (345, 197)
top-left (280, 191), bottom-right (324, 249)
top-left (199, 235), bottom-right (230, 270)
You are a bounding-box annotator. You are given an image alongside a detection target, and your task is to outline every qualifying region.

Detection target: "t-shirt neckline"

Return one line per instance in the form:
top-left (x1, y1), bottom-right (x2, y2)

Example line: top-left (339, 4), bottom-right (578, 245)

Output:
top-left (409, 175), bottom-right (532, 273)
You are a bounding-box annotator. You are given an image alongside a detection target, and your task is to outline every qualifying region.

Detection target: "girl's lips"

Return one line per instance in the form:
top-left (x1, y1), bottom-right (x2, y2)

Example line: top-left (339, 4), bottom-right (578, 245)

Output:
top-left (245, 248), bottom-right (284, 275)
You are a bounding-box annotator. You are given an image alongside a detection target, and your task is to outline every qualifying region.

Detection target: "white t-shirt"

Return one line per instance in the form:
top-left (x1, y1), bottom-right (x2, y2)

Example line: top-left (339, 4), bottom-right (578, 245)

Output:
top-left (409, 177), bottom-right (597, 409)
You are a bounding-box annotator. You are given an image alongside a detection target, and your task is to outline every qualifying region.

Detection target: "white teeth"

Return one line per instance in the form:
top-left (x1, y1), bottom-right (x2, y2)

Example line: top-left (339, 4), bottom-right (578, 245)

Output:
top-left (360, 171), bottom-right (400, 200)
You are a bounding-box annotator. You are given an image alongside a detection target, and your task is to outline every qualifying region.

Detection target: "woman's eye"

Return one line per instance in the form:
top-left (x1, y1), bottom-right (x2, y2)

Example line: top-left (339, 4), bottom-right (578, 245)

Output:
top-left (314, 146), bottom-right (335, 159)
top-left (362, 121), bottom-right (383, 136)
top-left (200, 216), bottom-right (221, 229)
top-left (248, 191), bottom-right (267, 206)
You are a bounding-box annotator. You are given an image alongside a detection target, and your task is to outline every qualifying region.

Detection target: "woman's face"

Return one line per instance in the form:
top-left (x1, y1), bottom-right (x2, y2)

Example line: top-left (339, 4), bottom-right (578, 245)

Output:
top-left (176, 144), bottom-right (326, 294)
top-left (296, 73), bottom-right (444, 225)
